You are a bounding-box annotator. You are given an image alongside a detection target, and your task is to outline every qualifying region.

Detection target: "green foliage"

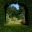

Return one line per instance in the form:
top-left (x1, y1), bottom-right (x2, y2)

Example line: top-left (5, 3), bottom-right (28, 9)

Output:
top-left (0, 0), bottom-right (32, 32)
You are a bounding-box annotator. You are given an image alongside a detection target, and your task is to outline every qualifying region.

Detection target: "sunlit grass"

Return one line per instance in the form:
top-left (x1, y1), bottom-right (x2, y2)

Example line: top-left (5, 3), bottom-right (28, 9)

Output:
top-left (4, 14), bottom-right (24, 26)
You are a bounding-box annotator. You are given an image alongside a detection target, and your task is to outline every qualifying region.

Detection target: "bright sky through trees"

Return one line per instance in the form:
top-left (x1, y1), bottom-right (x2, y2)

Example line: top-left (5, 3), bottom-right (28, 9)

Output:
top-left (9, 4), bottom-right (19, 10)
